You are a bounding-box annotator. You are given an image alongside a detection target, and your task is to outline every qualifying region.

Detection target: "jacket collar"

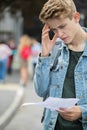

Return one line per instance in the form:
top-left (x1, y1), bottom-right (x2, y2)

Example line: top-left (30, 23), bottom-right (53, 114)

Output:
top-left (81, 27), bottom-right (87, 56)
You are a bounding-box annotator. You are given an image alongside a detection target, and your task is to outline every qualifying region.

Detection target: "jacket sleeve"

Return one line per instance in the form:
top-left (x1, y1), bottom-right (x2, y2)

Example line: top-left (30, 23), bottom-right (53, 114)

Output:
top-left (34, 40), bottom-right (63, 98)
top-left (34, 54), bottom-right (53, 98)
top-left (79, 104), bottom-right (87, 123)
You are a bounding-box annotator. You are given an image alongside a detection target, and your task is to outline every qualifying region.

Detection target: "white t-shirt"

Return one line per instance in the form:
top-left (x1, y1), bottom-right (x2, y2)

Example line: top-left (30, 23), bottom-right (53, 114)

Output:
top-left (0, 44), bottom-right (12, 60)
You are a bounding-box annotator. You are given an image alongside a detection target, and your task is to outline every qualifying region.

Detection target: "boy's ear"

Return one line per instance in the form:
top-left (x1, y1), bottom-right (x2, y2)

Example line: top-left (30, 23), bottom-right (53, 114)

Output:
top-left (73, 12), bottom-right (80, 23)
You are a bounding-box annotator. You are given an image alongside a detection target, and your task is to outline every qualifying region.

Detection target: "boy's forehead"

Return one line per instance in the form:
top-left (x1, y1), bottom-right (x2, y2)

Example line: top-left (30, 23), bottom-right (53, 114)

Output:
top-left (46, 18), bottom-right (69, 27)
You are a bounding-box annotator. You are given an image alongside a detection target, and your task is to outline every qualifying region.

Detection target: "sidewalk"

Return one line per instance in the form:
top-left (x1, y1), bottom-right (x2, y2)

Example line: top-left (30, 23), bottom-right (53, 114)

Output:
top-left (0, 70), bottom-right (43, 130)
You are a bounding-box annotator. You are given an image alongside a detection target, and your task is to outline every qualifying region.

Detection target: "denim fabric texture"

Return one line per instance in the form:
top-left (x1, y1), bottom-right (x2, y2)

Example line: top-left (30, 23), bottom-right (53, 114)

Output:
top-left (0, 58), bottom-right (7, 81)
top-left (34, 28), bottom-right (87, 130)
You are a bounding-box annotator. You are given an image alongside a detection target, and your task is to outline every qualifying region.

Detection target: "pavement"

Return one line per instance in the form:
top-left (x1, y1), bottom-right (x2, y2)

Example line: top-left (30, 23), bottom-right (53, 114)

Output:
top-left (0, 70), bottom-right (43, 130)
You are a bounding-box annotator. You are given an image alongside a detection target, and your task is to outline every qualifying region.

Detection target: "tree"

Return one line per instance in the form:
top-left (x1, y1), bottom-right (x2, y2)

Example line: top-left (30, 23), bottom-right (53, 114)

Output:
top-left (74, 0), bottom-right (87, 10)
top-left (0, 0), bottom-right (46, 39)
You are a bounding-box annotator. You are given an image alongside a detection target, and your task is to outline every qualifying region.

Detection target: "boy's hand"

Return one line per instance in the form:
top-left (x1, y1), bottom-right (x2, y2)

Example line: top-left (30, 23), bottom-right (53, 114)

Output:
top-left (41, 24), bottom-right (58, 57)
top-left (57, 106), bottom-right (82, 121)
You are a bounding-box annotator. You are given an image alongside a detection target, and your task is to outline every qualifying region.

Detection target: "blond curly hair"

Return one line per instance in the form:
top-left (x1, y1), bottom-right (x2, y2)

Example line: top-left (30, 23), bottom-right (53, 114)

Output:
top-left (39, 0), bottom-right (76, 23)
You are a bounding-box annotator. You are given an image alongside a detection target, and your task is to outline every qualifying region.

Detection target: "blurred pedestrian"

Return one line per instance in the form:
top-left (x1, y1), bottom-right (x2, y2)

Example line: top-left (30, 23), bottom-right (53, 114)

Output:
top-left (31, 37), bottom-right (41, 75)
top-left (0, 41), bottom-right (12, 83)
top-left (7, 38), bottom-right (17, 74)
top-left (18, 35), bottom-right (32, 86)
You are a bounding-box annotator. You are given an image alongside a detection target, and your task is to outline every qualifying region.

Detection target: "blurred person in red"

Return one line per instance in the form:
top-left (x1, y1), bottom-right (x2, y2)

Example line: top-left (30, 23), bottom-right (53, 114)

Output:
top-left (7, 38), bottom-right (17, 74)
top-left (18, 35), bottom-right (32, 86)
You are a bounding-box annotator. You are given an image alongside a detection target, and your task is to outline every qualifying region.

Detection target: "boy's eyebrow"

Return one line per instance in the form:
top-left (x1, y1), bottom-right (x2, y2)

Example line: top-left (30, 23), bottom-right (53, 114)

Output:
top-left (50, 23), bottom-right (66, 30)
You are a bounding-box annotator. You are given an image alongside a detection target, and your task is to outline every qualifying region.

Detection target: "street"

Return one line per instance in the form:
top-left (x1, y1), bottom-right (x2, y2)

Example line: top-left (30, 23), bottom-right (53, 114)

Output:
top-left (0, 71), bottom-right (43, 130)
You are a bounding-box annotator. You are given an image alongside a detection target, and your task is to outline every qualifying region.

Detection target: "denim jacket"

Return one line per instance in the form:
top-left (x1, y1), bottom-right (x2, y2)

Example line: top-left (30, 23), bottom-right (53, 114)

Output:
top-left (34, 27), bottom-right (87, 130)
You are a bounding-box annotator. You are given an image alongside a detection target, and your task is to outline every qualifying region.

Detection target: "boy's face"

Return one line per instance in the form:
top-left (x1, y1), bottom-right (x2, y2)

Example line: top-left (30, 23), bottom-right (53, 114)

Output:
top-left (46, 13), bottom-right (80, 44)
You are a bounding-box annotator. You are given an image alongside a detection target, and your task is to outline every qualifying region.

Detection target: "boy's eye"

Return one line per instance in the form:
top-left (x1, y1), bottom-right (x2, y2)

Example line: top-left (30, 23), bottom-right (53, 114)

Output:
top-left (59, 25), bottom-right (66, 29)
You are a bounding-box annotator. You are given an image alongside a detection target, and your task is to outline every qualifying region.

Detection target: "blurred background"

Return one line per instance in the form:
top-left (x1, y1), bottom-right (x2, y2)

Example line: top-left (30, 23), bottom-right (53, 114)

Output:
top-left (0, 0), bottom-right (87, 44)
top-left (0, 0), bottom-right (87, 130)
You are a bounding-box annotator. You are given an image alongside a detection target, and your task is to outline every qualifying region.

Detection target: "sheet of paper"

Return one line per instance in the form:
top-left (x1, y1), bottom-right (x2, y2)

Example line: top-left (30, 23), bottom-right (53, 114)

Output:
top-left (22, 97), bottom-right (79, 111)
